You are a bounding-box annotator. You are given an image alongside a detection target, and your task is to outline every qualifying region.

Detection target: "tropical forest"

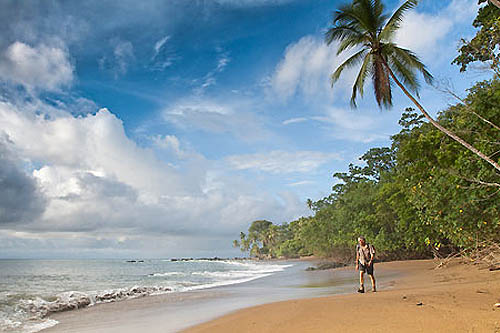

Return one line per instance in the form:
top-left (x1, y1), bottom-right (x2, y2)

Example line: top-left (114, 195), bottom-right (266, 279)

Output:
top-left (234, 0), bottom-right (500, 261)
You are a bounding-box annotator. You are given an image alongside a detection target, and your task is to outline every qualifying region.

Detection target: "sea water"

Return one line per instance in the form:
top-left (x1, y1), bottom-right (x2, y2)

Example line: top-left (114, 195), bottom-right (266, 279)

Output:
top-left (0, 259), bottom-right (292, 332)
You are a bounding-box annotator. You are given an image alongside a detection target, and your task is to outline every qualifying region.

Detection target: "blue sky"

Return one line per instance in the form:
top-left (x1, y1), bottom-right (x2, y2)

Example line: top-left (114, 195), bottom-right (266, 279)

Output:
top-left (0, 0), bottom-right (490, 258)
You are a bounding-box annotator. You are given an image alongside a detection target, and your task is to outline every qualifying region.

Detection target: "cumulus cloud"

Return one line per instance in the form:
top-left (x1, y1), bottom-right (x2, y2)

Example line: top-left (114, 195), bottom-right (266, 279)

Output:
top-left (153, 134), bottom-right (182, 155)
top-left (0, 100), bottom-right (307, 248)
top-left (226, 150), bottom-right (342, 174)
top-left (0, 41), bottom-right (73, 91)
top-left (0, 139), bottom-right (46, 225)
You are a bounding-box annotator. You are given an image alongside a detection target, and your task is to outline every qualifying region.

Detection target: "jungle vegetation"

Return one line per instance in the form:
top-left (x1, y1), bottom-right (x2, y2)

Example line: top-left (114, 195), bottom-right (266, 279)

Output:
top-left (234, 0), bottom-right (500, 260)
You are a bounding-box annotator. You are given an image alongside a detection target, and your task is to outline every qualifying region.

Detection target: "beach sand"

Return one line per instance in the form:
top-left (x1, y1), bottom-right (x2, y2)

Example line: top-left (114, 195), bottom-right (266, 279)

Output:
top-left (185, 260), bottom-right (500, 333)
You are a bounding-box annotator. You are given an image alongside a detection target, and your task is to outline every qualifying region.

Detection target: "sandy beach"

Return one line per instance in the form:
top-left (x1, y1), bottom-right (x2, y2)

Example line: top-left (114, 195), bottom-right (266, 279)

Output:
top-left (186, 260), bottom-right (500, 333)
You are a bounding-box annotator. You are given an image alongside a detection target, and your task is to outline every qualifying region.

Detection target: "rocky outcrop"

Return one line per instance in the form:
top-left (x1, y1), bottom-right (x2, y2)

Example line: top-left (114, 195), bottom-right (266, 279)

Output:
top-left (305, 262), bottom-right (347, 271)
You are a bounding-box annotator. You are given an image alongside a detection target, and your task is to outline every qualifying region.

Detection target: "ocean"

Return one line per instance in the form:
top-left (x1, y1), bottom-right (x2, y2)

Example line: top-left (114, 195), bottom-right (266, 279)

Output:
top-left (0, 259), bottom-right (293, 333)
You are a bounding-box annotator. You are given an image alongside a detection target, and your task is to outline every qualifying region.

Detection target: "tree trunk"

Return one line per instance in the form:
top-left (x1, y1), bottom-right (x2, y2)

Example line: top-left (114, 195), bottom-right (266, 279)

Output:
top-left (381, 61), bottom-right (500, 173)
top-left (489, 0), bottom-right (500, 9)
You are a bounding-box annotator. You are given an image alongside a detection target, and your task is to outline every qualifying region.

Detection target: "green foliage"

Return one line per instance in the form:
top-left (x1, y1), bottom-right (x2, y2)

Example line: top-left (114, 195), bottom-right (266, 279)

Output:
top-left (453, 1), bottom-right (500, 76)
top-left (234, 80), bottom-right (500, 260)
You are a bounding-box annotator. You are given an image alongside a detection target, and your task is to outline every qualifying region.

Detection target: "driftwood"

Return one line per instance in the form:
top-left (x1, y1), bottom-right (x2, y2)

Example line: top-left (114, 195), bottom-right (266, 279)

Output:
top-left (433, 241), bottom-right (500, 270)
top-left (489, 265), bottom-right (500, 271)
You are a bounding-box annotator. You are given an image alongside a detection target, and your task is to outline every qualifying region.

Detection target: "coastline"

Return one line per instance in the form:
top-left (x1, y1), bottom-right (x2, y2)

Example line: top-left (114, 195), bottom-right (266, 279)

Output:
top-left (40, 259), bottom-right (401, 333)
top-left (185, 260), bottom-right (500, 333)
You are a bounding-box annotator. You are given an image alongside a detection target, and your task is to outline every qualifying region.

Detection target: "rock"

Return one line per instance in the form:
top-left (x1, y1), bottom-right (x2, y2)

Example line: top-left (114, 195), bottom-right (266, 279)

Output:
top-left (416, 302), bottom-right (423, 306)
top-left (494, 303), bottom-right (500, 308)
top-left (305, 262), bottom-right (347, 271)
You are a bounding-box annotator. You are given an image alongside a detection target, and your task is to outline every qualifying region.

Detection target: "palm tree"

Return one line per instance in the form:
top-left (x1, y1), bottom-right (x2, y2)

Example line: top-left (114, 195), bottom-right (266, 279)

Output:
top-left (326, 0), bottom-right (500, 172)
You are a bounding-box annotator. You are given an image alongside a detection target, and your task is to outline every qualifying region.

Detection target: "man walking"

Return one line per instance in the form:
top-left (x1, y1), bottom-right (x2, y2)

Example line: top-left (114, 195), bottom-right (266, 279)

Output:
top-left (355, 236), bottom-right (376, 293)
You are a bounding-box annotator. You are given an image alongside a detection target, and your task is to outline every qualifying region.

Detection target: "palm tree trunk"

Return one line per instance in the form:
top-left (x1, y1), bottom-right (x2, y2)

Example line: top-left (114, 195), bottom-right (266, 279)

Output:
top-left (381, 61), bottom-right (500, 173)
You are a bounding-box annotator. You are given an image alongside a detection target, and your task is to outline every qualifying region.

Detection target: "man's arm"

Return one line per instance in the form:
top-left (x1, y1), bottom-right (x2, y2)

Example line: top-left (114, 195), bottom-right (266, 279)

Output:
top-left (369, 245), bottom-right (375, 265)
top-left (355, 247), bottom-right (359, 270)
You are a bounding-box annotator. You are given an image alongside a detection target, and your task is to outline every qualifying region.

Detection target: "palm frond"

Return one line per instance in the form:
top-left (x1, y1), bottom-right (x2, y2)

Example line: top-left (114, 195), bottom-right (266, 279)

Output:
top-left (357, 0), bottom-right (378, 32)
top-left (388, 53), bottom-right (420, 94)
top-left (390, 45), bottom-right (433, 84)
top-left (333, 5), bottom-right (374, 36)
top-left (325, 25), bottom-right (364, 46)
top-left (380, 0), bottom-right (418, 41)
top-left (351, 53), bottom-right (372, 107)
top-left (337, 34), bottom-right (369, 54)
top-left (331, 49), bottom-right (369, 85)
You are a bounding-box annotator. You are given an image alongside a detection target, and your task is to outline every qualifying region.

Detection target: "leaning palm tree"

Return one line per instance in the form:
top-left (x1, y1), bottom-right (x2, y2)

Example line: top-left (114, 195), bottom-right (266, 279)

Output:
top-left (326, 0), bottom-right (500, 172)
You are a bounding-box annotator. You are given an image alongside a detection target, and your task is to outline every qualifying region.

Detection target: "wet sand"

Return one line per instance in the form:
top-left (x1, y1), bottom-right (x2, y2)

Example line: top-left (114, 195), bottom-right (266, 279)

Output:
top-left (185, 260), bottom-right (500, 333)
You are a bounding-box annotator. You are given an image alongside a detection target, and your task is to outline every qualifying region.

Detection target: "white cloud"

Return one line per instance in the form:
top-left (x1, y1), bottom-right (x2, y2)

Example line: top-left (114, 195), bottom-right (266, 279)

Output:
top-left (0, 41), bottom-right (73, 91)
top-left (150, 35), bottom-right (175, 70)
top-left (395, 12), bottom-right (452, 60)
top-left (99, 39), bottom-right (135, 78)
top-left (226, 150), bottom-right (342, 174)
top-left (194, 49), bottom-right (231, 94)
top-left (282, 117), bottom-right (308, 125)
top-left (394, 0), bottom-right (478, 63)
top-left (0, 101), bottom-right (307, 251)
top-left (153, 134), bottom-right (182, 154)
top-left (153, 35), bottom-right (170, 59)
top-left (270, 35), bottom-right (356, 101)
top-left (287, 180), bottom-right (315, 187)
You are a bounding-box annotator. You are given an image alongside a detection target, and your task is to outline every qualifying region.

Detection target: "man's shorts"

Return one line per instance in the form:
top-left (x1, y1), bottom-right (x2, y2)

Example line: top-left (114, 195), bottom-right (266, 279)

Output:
top-left (359, 262), bottom-right (374, 275)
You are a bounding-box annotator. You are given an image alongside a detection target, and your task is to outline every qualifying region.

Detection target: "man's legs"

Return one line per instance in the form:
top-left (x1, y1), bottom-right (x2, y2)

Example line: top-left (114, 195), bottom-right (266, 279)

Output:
top-left (359, 271), bottom-right (365, 292)
top-left (368, 273), bottom-right (376, 292)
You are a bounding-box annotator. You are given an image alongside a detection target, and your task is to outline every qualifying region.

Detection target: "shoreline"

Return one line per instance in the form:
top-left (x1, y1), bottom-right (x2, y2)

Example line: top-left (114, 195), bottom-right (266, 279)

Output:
top-left (184, 259), bottom-right (500, 332)
top-left (41, 259), bottom-right (364, 333)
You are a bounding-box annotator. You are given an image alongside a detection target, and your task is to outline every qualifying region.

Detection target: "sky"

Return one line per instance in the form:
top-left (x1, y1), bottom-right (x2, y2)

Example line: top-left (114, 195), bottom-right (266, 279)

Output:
top-left (0, 0), bottom-right (489, 259)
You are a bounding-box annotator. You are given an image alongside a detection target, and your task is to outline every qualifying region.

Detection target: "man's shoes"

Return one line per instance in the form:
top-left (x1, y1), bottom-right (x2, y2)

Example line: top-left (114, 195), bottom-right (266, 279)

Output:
top-left (357, 287), bottom-right (365, 293)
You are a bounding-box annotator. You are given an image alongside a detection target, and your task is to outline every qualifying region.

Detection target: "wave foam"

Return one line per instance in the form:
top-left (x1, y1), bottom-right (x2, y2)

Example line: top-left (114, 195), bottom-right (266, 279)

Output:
top-left (149, 272), bottom-right (186, 277)
top-left (18, 286), bottom-right (172, 320)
